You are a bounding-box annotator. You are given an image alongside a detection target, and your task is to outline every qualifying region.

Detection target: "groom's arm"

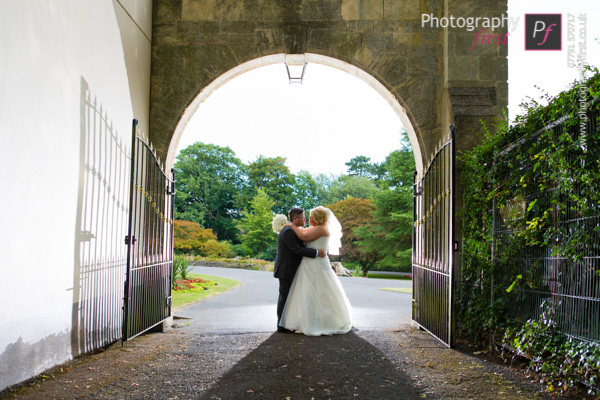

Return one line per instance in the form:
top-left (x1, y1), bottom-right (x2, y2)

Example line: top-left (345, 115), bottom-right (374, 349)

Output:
top-left (282, 229), bottom-right (325, 258)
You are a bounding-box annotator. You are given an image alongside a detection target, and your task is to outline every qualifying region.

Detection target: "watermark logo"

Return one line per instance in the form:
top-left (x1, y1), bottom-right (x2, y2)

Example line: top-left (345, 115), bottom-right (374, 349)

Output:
top-left (525, 14), bottom-right (562, 51)
top-left (421, 13), bottom-right (519, 51)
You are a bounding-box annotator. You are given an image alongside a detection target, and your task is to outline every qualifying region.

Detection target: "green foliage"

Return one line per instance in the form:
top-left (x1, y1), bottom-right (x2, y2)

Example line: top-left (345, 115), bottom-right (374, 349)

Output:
top-left (172, 254), bottom-right (193, 280)
top-left (355, 144), bottom-right (416, 272)
top-left (231, 243), bottom-right (254, 258)
top-left (459, 66), bottom-right (600, 395)
top-left (329, 175), bottom-right (380, 201)
top-left (378, 132), bottom-right (416, 190)
top-left (174, 220), bottom-right (217, 254)
top-left (292, 170), bottom-right (321, 211)
top-left (345, 155), bottom-right (385, 180)
top-left (237, 188), bottom-right (277, 256)
top-left (503, 302), bottom-right (600, 396)
top-left (313, 173), bottom-right (338, 205)
top-left (247, 156), bottom-right (295, 214)
top-left (201, 239), bottom-right (233, 258)
top-left (328, 197), bottom-right (379, 276)
top-left (174, 142), bottom-right (246, 241)
top-left (260, 245), bottom-right (278, 262)
top-left (174, 220), bottom-right (232, 257)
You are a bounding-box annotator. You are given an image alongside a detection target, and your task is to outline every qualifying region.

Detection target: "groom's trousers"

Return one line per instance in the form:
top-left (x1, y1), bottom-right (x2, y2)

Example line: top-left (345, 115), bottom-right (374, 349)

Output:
top-left (277, 278), bottom-right (294, 327)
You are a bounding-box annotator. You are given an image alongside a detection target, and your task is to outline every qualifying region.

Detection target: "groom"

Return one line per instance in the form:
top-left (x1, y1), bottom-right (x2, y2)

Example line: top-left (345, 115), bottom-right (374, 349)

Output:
top-left (274, 207), bottom-right (326, 332)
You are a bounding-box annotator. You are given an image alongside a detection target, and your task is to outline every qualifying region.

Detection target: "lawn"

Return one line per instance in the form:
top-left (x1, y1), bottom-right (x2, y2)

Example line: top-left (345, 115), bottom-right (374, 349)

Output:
top-left (363, 272), bottom-right (412, 280)
top-left (379, 287), bottom-right (412, 294)
top-left (172, 273), bottom-right (241, 310)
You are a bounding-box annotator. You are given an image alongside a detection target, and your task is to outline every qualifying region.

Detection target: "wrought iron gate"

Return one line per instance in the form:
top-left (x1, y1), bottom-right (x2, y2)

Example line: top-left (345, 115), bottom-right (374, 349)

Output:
top-left (123, 119), bottom-right (175, 342)
top-left (412, 125), bottom-right (455, 347)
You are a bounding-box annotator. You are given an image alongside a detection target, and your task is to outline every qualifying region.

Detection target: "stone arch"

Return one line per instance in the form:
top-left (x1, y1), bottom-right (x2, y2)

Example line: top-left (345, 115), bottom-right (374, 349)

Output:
top-left (151, 0), bottom-right (507, 179)
top-left (166, 53), bottom-right (423, 173)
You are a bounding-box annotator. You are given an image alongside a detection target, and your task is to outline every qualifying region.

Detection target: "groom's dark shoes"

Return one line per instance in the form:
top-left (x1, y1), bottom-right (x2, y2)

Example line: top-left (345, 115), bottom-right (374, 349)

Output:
top-left (277, 327), bottom-right (293, 333)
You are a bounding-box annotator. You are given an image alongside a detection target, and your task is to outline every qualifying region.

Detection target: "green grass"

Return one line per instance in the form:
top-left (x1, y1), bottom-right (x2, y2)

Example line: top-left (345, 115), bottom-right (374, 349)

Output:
top-left (172, 273), bottom-right (241, 310)
top-left (363, 273), bottom-right (412, 280)
top-left (378, 287), bottom-right (412, 294)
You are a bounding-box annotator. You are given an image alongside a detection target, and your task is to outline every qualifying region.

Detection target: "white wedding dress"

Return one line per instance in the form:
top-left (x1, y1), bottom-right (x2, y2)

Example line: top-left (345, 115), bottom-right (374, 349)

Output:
top-left (279, 235), bottom-right (352, 336)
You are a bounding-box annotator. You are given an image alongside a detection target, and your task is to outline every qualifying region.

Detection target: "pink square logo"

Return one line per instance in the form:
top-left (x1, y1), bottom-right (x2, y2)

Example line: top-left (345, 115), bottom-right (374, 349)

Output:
top-left (525, 14), bottom-right (562, 51)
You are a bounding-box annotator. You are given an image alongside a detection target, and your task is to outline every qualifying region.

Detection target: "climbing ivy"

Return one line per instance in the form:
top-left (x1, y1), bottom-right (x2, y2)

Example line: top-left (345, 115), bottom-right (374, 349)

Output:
top-left (458, 66), bottom-right (600, 396)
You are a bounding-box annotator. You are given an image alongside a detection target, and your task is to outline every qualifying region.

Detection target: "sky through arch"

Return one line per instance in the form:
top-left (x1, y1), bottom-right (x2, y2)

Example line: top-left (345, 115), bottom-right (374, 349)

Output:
top-left (174, 62), bottom-right (407, 177)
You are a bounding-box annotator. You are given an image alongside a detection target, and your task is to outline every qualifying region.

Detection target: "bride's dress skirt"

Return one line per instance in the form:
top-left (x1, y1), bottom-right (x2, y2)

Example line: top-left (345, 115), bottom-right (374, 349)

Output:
top-left (279, 241), bottom-right (352, 336)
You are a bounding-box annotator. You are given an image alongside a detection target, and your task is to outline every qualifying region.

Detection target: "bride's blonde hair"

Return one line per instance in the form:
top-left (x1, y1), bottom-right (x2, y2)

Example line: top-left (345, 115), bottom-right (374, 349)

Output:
top-left (310, 206), bottom-right (328, 226)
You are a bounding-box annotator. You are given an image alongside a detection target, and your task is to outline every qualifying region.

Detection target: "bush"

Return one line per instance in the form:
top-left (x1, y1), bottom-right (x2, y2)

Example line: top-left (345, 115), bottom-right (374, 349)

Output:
top-left (201, 239), bottom-right (232, 258)
top-left (260, 245), bottom-right (278, 261)
top-left (174, 219), bottom-right (233, 257)
top-left (174, 220), bottom-right (217, 254)
top-left (232, 243), bottom-right (254, 258)
top-left (173, 254), bottom-right (193, 280)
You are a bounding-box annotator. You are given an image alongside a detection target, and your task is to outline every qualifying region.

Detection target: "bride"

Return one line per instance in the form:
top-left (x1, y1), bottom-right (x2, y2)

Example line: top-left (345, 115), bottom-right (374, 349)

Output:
top-left (278, 206), bottom-right (352, 336)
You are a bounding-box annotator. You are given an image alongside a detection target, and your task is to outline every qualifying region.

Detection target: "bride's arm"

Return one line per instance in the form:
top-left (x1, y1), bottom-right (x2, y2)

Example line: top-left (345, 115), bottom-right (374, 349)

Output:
top-left (287, 224), bottom-right (328, 242)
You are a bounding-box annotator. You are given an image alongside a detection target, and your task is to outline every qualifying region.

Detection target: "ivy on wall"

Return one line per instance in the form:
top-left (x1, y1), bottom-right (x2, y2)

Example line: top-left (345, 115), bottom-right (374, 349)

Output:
top-left (458, 66), bottom-right (600, 396)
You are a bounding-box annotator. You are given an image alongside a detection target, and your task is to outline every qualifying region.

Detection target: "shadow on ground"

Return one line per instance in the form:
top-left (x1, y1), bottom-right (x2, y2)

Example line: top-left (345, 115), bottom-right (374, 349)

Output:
top-left (199, 330), bottom-right (423, 399)
top-left (1, 328), bottom-right (553, 399)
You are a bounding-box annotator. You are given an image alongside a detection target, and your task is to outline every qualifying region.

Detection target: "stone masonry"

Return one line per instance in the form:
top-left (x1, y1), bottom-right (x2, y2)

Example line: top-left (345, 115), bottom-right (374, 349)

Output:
top-left (150, 0), bottom-right (508, 166)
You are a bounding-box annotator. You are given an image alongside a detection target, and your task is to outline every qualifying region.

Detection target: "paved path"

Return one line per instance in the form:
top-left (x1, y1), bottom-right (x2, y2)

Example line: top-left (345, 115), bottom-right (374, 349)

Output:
top-left (179, 266), bottom-right (413, 334)
top-left (1, 267), bottom-right (552, 399)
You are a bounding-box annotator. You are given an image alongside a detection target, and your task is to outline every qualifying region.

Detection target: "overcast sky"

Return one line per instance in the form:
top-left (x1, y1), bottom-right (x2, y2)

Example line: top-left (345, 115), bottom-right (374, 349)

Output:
top-left (176, 0), bottom-right (599, 176)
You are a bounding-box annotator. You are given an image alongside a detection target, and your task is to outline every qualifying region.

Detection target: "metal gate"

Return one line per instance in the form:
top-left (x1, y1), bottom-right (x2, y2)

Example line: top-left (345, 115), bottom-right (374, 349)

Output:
top-left (412, 125), bottom-right (455, 347)
top-left (123, 119), bottom-right (175, 342)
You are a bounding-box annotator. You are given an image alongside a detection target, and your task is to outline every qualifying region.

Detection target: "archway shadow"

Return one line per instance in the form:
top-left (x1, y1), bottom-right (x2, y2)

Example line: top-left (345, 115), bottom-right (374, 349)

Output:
top-left (199, 331), bottom-right (424, 399)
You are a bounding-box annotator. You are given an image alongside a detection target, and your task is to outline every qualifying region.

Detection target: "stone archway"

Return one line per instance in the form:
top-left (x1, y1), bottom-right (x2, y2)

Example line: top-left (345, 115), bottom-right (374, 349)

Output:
top-left (149, 0), bottom-right (507, 170)
top-left (166, 53), bottom-right (423, 172)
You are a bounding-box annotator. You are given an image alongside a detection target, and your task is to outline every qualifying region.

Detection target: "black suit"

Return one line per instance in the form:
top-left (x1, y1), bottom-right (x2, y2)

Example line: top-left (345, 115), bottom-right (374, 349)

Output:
top-left (274, 226), bottom-right (318, 328)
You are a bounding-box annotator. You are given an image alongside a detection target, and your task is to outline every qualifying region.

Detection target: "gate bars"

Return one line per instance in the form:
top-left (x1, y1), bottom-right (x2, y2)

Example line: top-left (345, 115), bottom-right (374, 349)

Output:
top-left (123, 119), bottom-right (175, 342)
top-left (412, 125), bottom-right (455, 347)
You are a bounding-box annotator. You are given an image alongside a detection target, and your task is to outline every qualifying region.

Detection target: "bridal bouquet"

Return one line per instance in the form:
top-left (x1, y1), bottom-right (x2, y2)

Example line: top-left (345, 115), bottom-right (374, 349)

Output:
top-left (271, 214), bottom-right (288, 233)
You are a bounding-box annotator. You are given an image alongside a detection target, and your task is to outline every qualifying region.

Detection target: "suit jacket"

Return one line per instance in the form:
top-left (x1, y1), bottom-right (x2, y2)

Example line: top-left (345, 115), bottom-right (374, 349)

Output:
top-left (273, 226), bottom-right (317, 280)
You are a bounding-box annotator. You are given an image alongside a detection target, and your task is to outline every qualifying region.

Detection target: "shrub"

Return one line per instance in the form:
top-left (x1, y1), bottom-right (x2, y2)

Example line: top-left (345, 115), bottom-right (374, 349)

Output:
top-left (174, 219), bottom-right (233, 257)
top-left (201, 239), bottom-right (232, 258)
top-left (172, 254), bottom-right (193, 280)
top-left (232, 243), bottom-right (254, 258)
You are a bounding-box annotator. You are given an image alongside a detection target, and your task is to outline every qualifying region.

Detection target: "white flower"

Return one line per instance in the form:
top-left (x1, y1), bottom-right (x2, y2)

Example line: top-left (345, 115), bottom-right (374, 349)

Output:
top-left (272, 214), bottom-right (288, 233)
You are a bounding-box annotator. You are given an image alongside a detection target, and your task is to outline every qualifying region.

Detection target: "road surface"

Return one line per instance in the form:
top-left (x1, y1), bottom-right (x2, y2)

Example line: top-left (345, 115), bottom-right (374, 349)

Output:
top-left (177, 266), bottom-right (413, 334)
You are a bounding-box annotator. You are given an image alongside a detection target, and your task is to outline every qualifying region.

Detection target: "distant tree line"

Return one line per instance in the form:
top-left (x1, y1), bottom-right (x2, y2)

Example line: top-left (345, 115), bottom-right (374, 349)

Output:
top-left (173, 131), bottom-right (415, 274)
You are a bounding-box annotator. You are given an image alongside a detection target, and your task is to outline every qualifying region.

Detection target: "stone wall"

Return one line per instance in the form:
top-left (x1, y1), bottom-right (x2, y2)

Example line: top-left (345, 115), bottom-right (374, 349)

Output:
top-left (151, 0), bottom-right (506, 166)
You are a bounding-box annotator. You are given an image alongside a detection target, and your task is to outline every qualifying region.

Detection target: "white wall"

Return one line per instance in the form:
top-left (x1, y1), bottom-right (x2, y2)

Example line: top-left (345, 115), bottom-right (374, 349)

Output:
top-left (0, 0), bottom-right (152, 391)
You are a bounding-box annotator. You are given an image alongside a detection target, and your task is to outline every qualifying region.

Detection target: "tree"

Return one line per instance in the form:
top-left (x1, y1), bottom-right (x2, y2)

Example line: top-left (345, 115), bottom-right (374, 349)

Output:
top-left (327, 197), bottom-right (381, 276)
top-left (355, 189), bottom-right (413, 271)
top-left (247, 156), bottom-right (295, 213)
top-left (292, 170), bottom-right (321, 211)
top-left (313, 173), bottom-right (338, 205)
top-left (345, 155), bottom-right (384, 180)
top-left (329, 175), bottom-right (380, 202)
top-left (237, 188), bottom-right (277, 257)
top-left (378, 131), bottom-right (415, 190)
top-left (356, 137), bottom-right (416, 272)
top-left (174, 142), bottom-right (247, 241)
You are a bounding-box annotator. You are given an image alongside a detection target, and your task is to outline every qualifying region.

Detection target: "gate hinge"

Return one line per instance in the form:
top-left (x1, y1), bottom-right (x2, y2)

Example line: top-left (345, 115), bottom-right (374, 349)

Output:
top-left (167, 181), bottom-right (175, 195)
top-left (125, 235), bottom-right (137, 245)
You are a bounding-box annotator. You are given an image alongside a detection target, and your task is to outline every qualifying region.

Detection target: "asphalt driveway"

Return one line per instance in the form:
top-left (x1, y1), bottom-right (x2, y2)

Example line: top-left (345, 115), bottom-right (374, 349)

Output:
top-left (179, 266), bottom-right (413, 334)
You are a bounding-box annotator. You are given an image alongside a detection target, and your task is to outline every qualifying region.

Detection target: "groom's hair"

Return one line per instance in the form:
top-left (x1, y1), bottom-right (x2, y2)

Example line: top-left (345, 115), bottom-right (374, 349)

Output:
top-left (288, 207), bottom-right (304, 222)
